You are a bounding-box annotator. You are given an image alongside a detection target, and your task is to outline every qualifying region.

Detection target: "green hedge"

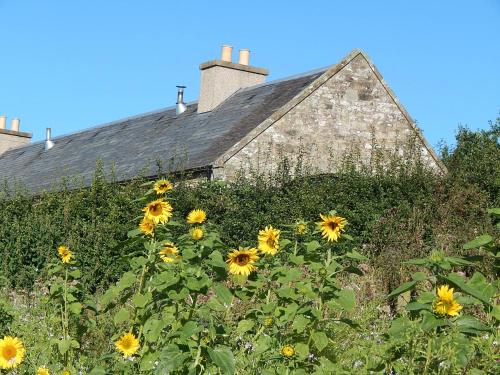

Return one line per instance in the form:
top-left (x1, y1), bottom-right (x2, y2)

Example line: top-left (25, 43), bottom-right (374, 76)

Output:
top-left (1, 120), bottom-right (498, 291)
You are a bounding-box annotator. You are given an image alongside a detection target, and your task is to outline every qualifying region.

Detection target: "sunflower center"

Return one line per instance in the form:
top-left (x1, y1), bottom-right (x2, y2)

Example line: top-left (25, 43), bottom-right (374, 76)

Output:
top-left (266, 238), bottom-right (276, 248)
top-left (2, 345), bottom-right (16, 361)
top-left (150, 203), bottom-right (162, 216)
top-left (235, 254), bottom-right (250, 265)
top-left (327, 221), bottom-right (338, 231)
top-left (121, 339), bottom-right (132, 350)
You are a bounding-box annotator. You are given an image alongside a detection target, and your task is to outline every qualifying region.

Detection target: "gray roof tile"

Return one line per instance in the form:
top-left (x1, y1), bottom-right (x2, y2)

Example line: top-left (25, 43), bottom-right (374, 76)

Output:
top-left (0, 69), bottom-right (325, 192)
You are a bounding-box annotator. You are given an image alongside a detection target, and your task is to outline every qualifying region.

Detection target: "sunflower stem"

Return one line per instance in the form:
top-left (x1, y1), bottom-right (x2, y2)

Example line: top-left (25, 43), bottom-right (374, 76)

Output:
top-left (63, 267), bottom-right (69, 367)
top-left (422, 336), bottom-right (433, 375)
top-left (188, 293), bottom-right (199, 321)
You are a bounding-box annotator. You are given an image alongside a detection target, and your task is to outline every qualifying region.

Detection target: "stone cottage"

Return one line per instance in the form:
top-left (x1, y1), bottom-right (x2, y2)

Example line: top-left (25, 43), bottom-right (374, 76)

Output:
top-left (0, 47), bottom-right (445, 192)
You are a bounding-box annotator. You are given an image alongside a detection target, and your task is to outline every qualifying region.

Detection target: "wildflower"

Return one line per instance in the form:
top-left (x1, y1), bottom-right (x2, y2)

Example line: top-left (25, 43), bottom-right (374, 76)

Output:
top-left (115, 332), bottom-right (140, 358)
top-left (186, 209), bottom-right (207, 224)
top-left (433, 285), bottom-right (462, 317)
top-left (142, 199), bottom-right (173, 224)
top-left (153, 179), bottom-right (173, 194)
top-left (352, 360), bottom-right (363, 368)
top-left (295, 221), bottom-right (307, 235)
top-left (61, 370), bottom-right (70, 375)
top-left (281, 345), bottom-right (295, 358)
top-left (317, 213), bottom-right (347, 242)
top-left (191, 227), bottom-right (204, 241)
top-left (139, 217), bottom-right (155, 236)
top-left (226, 247), bottom-right (259, 276)
top-left (264, 317), bottom-right (273, 327)
top-left (159, 242), bottom-right (180, 263)
top-left (0, 336), bottom-right (25, 369)
top-left (258, 226), bottom-right (280, 255)
top-left (57, 246), bottom-right (72, 264)
top-left (37, 367), bottom-right (50, 375)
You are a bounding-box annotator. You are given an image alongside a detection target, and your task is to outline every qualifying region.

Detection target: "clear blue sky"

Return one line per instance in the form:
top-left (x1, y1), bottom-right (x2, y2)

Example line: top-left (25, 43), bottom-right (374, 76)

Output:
top-left (1, 0), bottom-right (499, 149)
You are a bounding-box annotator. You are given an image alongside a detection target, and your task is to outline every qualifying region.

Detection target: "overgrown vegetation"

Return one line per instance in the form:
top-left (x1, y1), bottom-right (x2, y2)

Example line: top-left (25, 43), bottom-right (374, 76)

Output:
top-left (0, 119), bottom-right (498, 373)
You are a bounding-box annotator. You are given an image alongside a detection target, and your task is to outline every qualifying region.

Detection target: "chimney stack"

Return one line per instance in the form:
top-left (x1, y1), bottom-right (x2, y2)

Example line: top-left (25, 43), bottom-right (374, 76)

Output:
top-left (197, 45), bottom-right (268, 113)
top-left (11, 118), bottom-right (20, 131)
top-left (238, 49), bottom-right (250, 65)
top-left (0, 116), bottom-right (32, 155)
top-left (221, 45), bottom-right (233, 63)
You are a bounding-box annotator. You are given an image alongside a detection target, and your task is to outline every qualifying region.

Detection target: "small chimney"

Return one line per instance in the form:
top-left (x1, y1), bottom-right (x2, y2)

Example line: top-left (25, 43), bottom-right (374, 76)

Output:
top-left (11, 118), bottom-right (20, 131)
top-left (176, 86), bottom-right (187, 115)
top-left (221, 45), bottom-right (233, 62)
top-left (0, 116), bottom-right (32, 155)
top-left (238, 49), bottom-right (250, 65)
top-left (45, 127), bottom-right (54, 150)
top-left (197, 45), bottom-right (268, 113)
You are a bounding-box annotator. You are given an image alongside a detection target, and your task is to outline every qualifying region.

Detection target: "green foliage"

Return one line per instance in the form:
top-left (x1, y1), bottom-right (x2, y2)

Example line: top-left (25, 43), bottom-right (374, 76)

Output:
top-left (0, 149), bottom-right (496, 297)
top-left (382, 208), bottom-right (500, 373)
top-left (441, 116), bottom-right (500, 205)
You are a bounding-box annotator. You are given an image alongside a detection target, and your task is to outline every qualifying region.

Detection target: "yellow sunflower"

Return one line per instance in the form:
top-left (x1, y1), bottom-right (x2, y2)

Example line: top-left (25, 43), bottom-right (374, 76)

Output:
top-left (0, 336), bottom-right (25, 369)
top-left (433, 285), bottom-right (463, 317)
top-left (142, 199), bottom-right (173, 224)
top-left (57, 246), bottom-right (72, 264)
top-left (139, 217), bottom-right (155, 236)
top-left (281, 345), bottom-right (295, 358)
top-left (317, 213), bottom-right (347, 242)
top-left (159, 242), bottom-right (180, 263)
top-left (226, 247), bottom-right (259, 276)
top-left (37, 367), bottom-right (50, 375)
top-left (115, 332), bottom-right (140, 358)
top-left (153, 179), bottom-right (173, 195)
top-left (295, 221), bottom-right (307, 235)
top-left (186, 209), bottom-right (207, 224)
top-left (258, 226), bottom-right (280, 255)
top-left (191, 227), bottom-right (204, 241)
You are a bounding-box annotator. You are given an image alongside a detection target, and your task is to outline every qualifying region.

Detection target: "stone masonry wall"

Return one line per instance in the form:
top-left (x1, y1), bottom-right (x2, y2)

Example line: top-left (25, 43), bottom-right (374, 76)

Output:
top-left (219, 54), bottom-right (441, 179)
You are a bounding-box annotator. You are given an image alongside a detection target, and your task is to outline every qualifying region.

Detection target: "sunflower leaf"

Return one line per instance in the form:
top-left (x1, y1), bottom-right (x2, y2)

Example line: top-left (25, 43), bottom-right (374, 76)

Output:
top-left (236, 319), bottom-right (255, 334)
top-left (463, 235), bottom-right (493, 250)
top-left (294, 343), bottom-right (310, 359)
top-left (443, 273), bottom-right (493, 307)
top-left (207, 346), bottom-right (235, 375)
top-left (57, 339), bottom-right (71, 355)
top-left (292, 315), bottom-right (310, 333)
top-left (345, 249), bottom-right (367, 261)
top-left (455, 315), bottom-right (491, 334)
top-left (387, 280), bottom-right (417, 299)
top-left (335, 289), bottom-right (356, 312)
top-left (69, 302), bottom-right (82, 315)
top-left (132, 292), bottom-right (152, 309)
top-left (214, 284), bottom-right (233, 306)
top-left (113, 308), bottom-right (130, 325)
top-left (311, 331), bottom-right (329, 352)
top-left (305, 240), bottom-right (321, 252)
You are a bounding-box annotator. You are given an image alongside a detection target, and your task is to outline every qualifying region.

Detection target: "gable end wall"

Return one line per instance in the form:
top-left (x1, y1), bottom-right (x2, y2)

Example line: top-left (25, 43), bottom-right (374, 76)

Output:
top-left (217, 54), bottom-right (441, 179)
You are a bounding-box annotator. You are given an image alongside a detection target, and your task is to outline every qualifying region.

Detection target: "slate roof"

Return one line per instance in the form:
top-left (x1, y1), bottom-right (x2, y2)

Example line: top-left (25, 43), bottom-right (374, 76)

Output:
top-left (0, 68), bottom-right (326, 192)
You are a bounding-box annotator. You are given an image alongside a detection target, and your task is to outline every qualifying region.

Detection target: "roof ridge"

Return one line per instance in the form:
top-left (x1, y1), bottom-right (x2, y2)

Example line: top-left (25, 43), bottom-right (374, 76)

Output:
top-left (238, 65), bottom-right (332, 93)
